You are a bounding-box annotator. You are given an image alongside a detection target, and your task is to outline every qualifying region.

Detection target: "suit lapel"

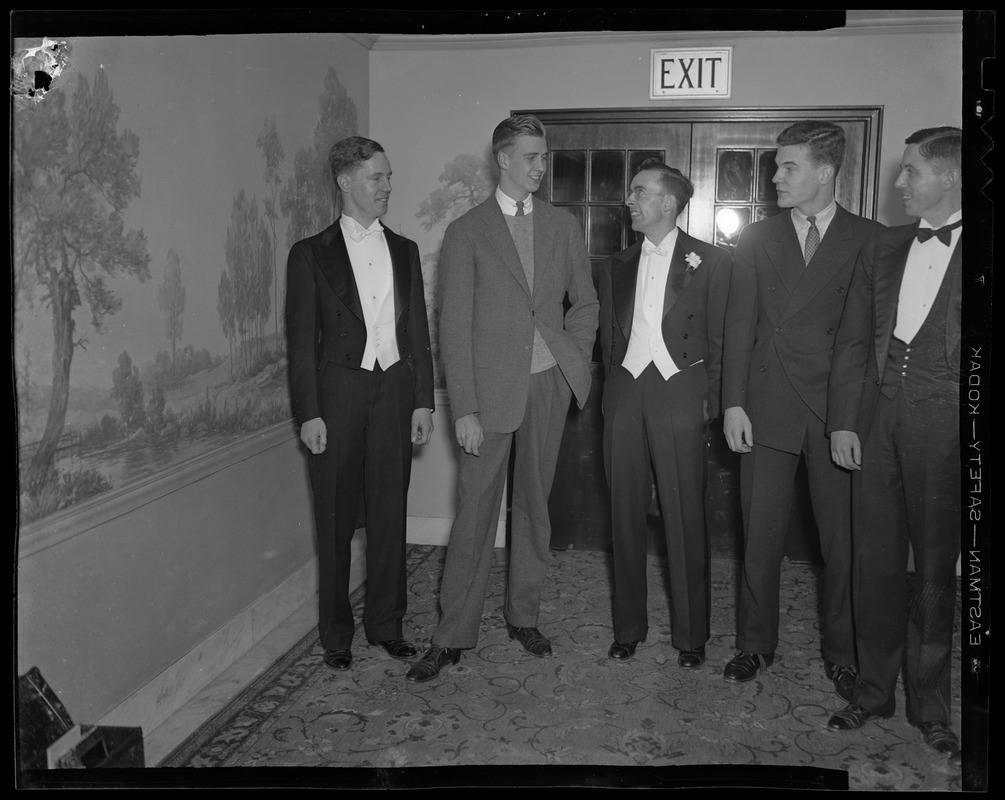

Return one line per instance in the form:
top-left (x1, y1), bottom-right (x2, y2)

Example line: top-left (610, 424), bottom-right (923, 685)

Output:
top-left (763, 214), bottom-right (805, 296)
top-left (663, 231), bottom-right (693, 318)
top-left (612, 243), bottom-right (641, 343)
top-left (384, 228), bottom-right (410, 322)
top-left (873, 226), bottom-right (915, 371)
top-left (479, 199), bottom-right (532, 297)
top-left (781, 206), bottom-right (856, 322)
top-left (945, 237), bottom-right (962, 359)
top-left (316, 223), bottom-right (364, 322)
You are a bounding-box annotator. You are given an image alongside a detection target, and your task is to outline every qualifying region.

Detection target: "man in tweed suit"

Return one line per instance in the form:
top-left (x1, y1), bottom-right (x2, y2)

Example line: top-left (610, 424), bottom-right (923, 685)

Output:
top-left (407, 114), bottom-right (598, 683)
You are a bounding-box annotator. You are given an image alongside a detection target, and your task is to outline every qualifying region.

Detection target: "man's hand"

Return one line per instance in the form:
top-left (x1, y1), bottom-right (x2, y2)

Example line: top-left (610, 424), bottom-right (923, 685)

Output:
top-left (723, 406), bottom-right (753, 453)
top-left (830, 430), bottom-right (862, 471)
top-left (300, 417), bottom-right (327, 455)
top-left (454, 413), bottom-right (484, 457)
top-left (411, 408), bottom-right (434, 446)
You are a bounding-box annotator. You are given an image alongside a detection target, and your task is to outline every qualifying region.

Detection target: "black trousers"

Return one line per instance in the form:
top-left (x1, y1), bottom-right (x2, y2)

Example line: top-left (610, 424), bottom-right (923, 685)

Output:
top-left (603, 363), bottom-right (710, 651)
top-left (735, 413), bottom-right (855, 665)
top-left (852, 390), bottom-right (960, 724)
top-left (308, 360), bottom-right (414, 651)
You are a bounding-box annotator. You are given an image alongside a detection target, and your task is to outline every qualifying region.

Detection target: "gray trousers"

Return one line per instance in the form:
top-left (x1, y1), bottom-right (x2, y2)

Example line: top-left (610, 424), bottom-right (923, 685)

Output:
top-left (433, 367), bottom-right (572, 649)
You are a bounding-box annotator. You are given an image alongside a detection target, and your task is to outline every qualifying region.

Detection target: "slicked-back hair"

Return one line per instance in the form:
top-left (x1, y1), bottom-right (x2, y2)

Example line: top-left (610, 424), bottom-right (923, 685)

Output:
top-left (636, 158), bottom-right (694, 211)
top-left (906, 126), bottom-right (962, 173)
top-left (492, 114), bottom-right (546, 159)
top-left (328, 136), bottom-right (385, 185)
top-left (776, 120), bottom-right (846, 174)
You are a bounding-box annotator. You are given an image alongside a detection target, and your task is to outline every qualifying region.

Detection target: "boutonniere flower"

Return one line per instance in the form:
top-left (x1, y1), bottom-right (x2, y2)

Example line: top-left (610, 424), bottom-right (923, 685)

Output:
top-left (685, 252), bottom-right (702, 271)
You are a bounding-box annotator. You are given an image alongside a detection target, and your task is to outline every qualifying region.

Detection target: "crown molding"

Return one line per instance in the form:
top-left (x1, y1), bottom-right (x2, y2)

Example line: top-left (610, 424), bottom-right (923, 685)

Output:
top-left (365, 12), bottom-right (962, 51)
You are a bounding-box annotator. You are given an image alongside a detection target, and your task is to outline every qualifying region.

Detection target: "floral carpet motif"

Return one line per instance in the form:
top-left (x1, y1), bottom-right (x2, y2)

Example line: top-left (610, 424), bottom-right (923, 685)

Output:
top-left (162, 544), bottom-right (962, 790)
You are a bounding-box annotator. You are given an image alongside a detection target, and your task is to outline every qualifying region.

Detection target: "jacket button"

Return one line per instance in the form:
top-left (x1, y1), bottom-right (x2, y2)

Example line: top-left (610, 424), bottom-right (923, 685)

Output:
top-left (774, 327), bottom-right (782, 333)
top-left (683, 333), bottom-right (689, 339)
top-left (340, 333), bottom-right (347, 338)
top-left (682, 353), bottom-right (687, 358)
top-left (768, 286), bottom-right (776, 291)
top-left (688, 314), bottom-right (694, 320)
top-left (760, 366), bottom-right (767, 373)
top-left (826, 328), bottom-right (834, 334)
top-left (837, 287), bottom-right (846, 294)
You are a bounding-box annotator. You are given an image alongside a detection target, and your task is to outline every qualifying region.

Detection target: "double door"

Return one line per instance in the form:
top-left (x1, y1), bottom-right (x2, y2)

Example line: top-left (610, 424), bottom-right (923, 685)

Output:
top-left (532, 106), bottom-right (882, 557)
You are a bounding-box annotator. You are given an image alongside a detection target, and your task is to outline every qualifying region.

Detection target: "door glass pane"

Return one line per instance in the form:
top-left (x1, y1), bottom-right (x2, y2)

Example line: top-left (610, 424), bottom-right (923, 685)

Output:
top-left (589, 151), bottom-right (626, 203)
top-left (630, 150), bottom-right (665, 180)
top-left (558, 204), bottom-right (586, 233)
top-left (757, 149), bottom-right (779, 203)
top-left (552, 151), bottom-right (587, 203)
top-left (713, 205), bottom-right (751, 248)
top-left (716, 150), bottom-right (754, 202)
top-left (589, 205), bottom-right (624, 256)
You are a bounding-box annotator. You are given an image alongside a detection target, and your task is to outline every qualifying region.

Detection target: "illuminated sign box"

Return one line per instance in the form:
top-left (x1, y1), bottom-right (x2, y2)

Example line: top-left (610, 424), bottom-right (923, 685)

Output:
top-left (650, 47), bottom-right (732, 99)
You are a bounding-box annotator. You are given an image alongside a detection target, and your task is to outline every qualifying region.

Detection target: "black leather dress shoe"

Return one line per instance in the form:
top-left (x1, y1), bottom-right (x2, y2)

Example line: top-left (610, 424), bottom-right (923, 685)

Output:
top-left (827, 703), bottom-right (888, 731)
top-left (825, 661), bottom-right (858, 703)
top-left (723, 651), bottom-right (773, 682)
top-left (677, 645), bottom-right (706, 669)
top-left (917, 721), bottom-right (960, 759)
top-left (323, 649), bottom-right (352, 671)
top-left (506, 624), bottom-right (552, 657)
top-left (367, 638), bottom-right (418, 660)
top-left (405, 645), bottom-right (462, 683)
top-left (608, 640), bottom-right (639, 660)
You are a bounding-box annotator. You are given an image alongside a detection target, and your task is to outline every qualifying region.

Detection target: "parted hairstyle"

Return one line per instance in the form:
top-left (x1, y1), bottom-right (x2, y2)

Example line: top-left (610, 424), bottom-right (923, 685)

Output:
top-left (776, 120), bottom-right (846, 174)
top-left (906, 126), bottom-right (962, 173)
top-left (328, 136), bottom-right (385, 185)
top-left (491, 114), bottom-right (546, 160)
top-left (636, 158), bottom-right (695, 212)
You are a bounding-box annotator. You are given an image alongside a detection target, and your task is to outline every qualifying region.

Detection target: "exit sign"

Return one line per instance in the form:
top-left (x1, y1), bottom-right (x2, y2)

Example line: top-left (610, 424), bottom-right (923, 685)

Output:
top-left (650, 47), bottom-right (732, 99)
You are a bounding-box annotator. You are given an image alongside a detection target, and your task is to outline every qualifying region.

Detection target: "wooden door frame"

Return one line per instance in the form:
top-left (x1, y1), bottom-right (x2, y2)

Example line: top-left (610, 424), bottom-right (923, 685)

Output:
top-left (518, 106), bottom-right (883, 220)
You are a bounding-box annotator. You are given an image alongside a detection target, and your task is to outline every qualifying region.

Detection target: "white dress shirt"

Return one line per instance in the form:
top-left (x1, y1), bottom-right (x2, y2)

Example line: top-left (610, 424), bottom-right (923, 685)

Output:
top-left (790, 198), bottom-right (837, 257)
top-left (623, 229), bottom-right (680, 380)
top-left (894, 210), bottom-right (962, 343)
top-left (495, 186), bottom-right (533, 216)
top-left (340, 215), bottom-right (399, 371)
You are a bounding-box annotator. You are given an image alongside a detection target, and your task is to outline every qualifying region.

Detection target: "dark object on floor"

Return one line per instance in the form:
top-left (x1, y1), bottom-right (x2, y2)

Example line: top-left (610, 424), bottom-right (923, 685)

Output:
top-left (507, 624), bottom-right (552, 656)
top-left (678, 645), bottom-right (706, 668)
top-left (608, 640), bottom-right (640, 660)
top-left (406, 645), bottom-right (462, 683)
top-left (17, 667), bottom-right (74, 770)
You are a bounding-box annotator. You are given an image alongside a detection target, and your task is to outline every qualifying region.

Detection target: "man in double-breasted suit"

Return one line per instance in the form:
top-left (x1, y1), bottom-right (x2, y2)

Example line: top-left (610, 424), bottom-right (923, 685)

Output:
top-left (721, 121), bottom-right (883, 695)
top-left (286, 136), bottom-right (434, 672)
top-left (599, 160), bottom-right (731, 668)
top-left (826, 127), bottom-right (962, 769)
top-left (406, 114), bottom-right (598, 683)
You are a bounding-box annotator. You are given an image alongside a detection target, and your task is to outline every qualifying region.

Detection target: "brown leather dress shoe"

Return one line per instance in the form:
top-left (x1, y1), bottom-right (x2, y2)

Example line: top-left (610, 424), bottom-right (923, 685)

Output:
top-left (367, 638), bottom-right (418, 660)
top-left (677, 645), bottom-right (706, 669)
top-left (323, 649), bottom-right (352, 671)
top-left (506, 624), bottom-right (552, 657)
top-left (608, 640), bottom-right (640, 661)
top-left (723, 651), bottom-right (773, 682)
top-left (405, 645), bottom-right (462, 683)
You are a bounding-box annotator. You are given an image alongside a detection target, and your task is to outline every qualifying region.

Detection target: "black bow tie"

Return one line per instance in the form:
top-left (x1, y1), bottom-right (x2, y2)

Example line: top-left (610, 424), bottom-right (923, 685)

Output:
top-left (915, 219), bottom-right (962, 246)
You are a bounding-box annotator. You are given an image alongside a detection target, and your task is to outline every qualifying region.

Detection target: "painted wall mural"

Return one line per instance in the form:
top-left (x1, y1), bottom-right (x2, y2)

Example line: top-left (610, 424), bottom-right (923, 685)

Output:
top-left (14, 35), bottom-right (369, 526)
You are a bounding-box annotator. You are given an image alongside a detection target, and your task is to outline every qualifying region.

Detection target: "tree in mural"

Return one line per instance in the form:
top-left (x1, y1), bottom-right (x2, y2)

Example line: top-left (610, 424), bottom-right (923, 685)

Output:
top-left (256, 115), bottom-right (285, 341)
top-left (112, 350), bottom-right (146, 433)
top-left (415, 153), bottom-right (495, 384)
top-left (220, 190), bottom-right (273, 375)
top-left (157, 249), bottom-right (186, 367)
top-left (280, 67), bottom-right (358, 248)
top-left (217, 270), bottom-right (236, 378)
top-left (13, 69), bottom-right (151, 491)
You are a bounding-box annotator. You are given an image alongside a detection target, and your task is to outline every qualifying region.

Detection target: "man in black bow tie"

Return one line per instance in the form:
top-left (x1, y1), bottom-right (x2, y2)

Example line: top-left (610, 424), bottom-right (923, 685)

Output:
top-left (598, 160), bottom-right (731, 668)
top-left (825, 127), bottom-right (962, 769)
top-left (286, 136), bottom-right (434, 672)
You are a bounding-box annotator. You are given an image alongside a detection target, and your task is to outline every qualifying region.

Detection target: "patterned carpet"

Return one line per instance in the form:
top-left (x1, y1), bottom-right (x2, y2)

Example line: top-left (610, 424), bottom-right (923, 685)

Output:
top-left (161, 544), bottom-right (962, 790)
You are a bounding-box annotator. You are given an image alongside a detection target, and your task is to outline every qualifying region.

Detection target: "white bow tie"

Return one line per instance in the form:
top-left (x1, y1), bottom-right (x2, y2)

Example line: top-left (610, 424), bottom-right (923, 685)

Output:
top-left (642, 240), bottom-right (668, 258)
top-left (349, 226), bottom-right (383, 243)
